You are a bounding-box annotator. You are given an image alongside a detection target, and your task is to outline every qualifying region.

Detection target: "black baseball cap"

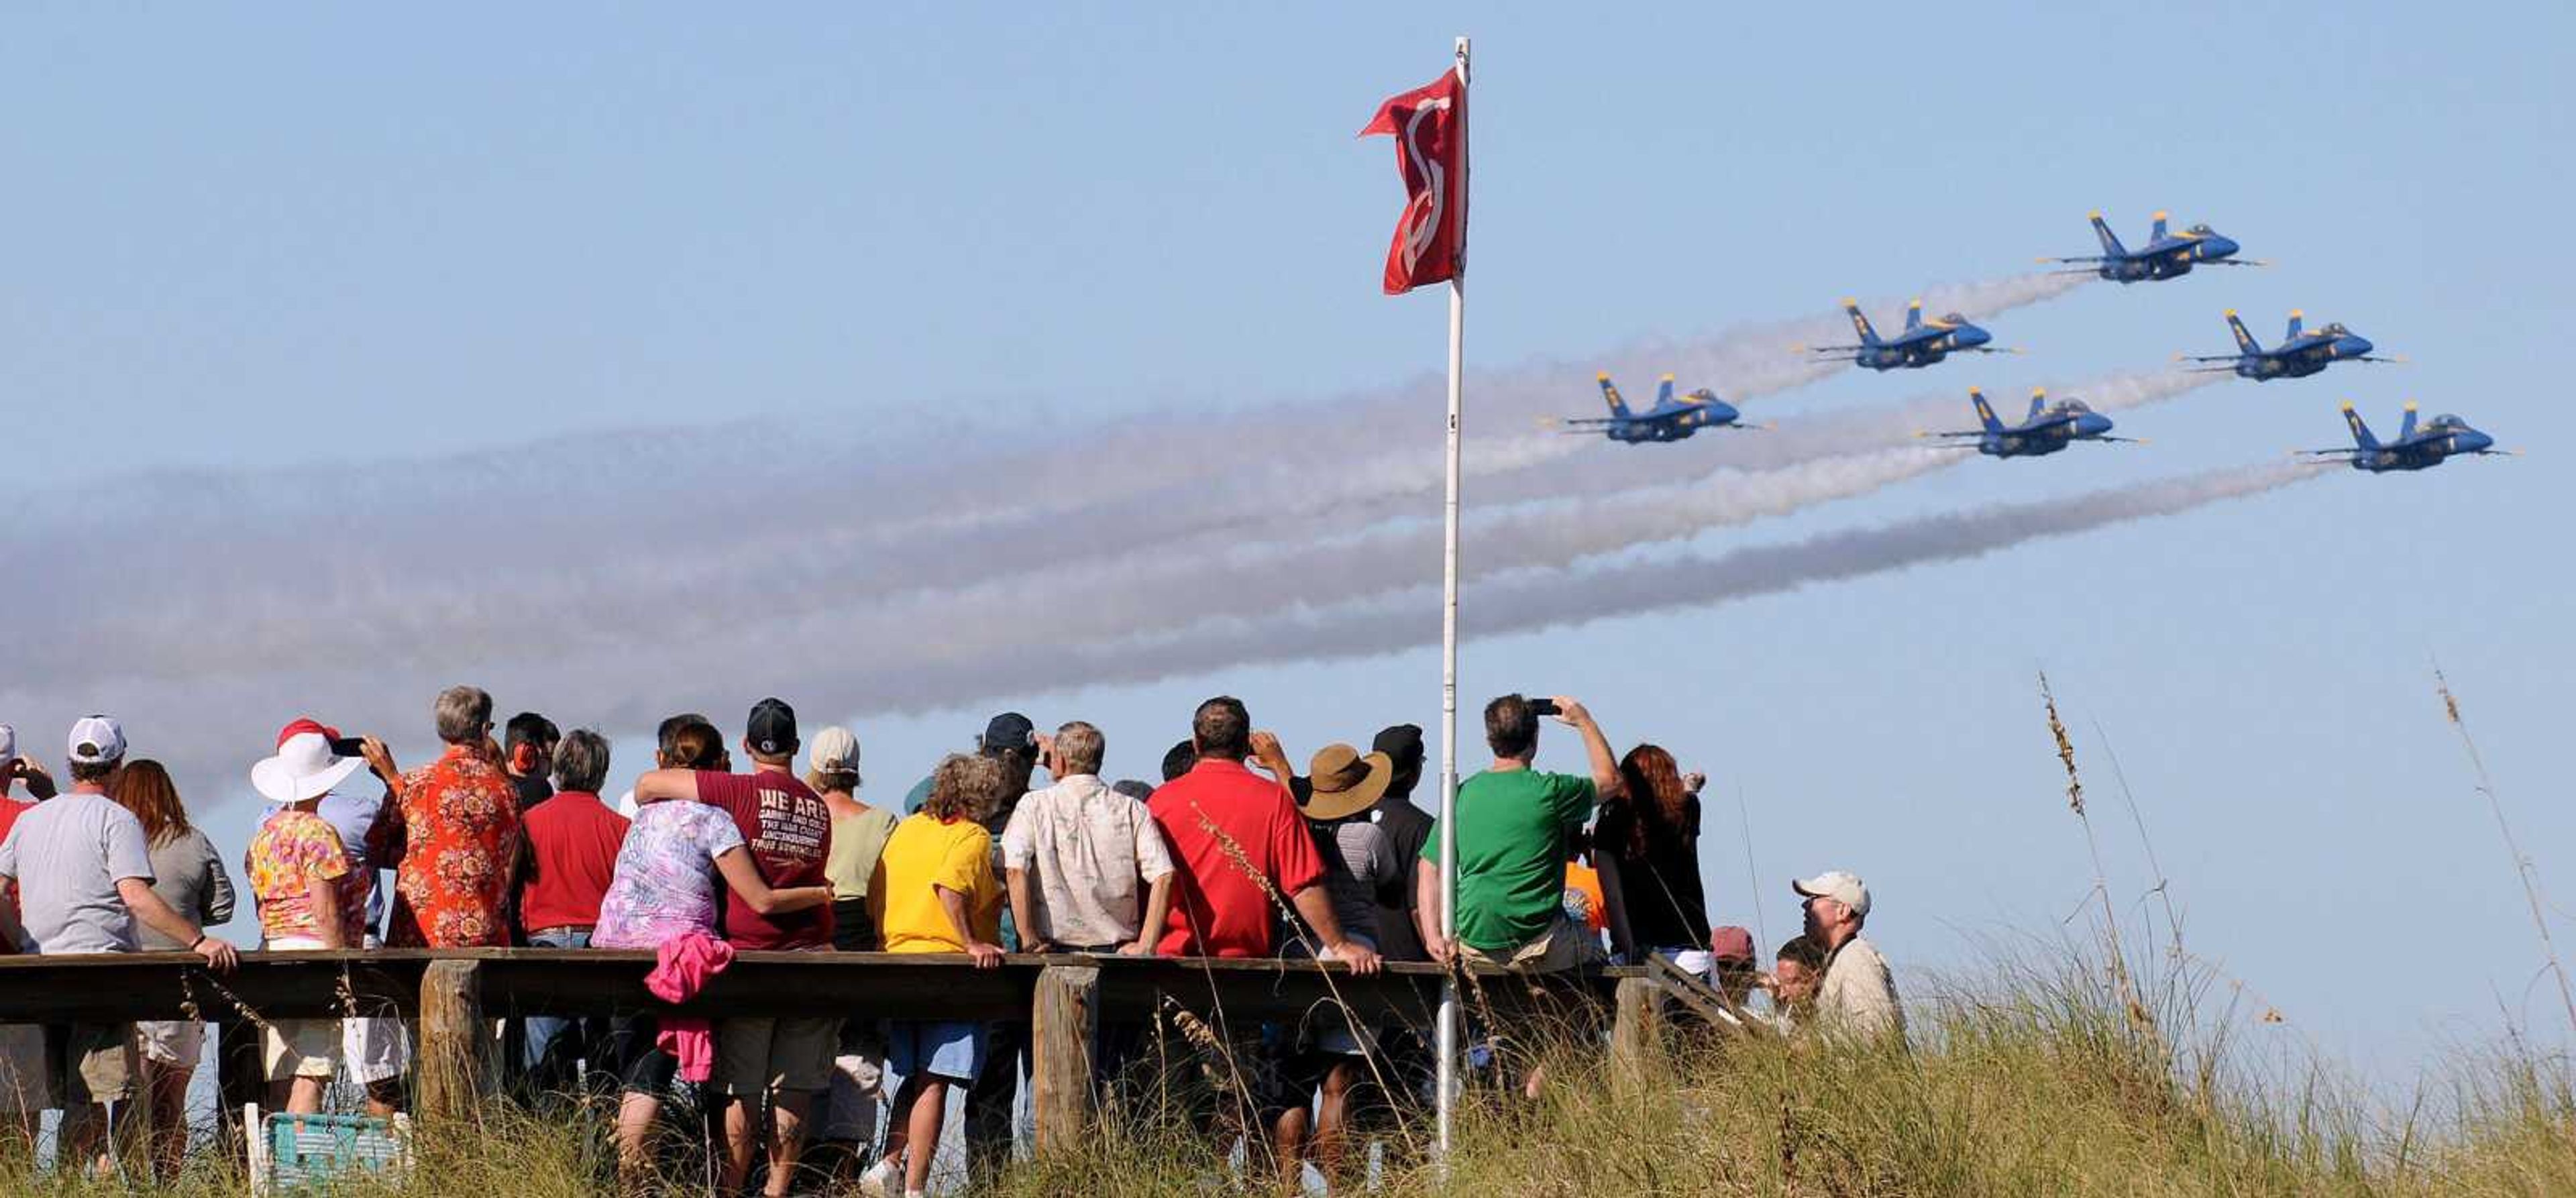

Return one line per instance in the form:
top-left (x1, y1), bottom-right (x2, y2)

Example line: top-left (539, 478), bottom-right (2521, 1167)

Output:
top-left (979, 712), bottom-right (1034, 755)
top-left (747, 698), bottom-right (799, 758)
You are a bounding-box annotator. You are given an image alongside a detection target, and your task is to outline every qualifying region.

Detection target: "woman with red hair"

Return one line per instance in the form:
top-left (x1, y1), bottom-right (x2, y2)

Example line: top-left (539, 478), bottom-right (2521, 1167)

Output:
top-left (1594, 743), bottom-right (1716, 981)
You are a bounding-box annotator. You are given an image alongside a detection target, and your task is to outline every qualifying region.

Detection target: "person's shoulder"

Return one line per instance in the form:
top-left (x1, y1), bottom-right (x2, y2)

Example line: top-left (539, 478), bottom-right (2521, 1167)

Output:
top-left (1838, 936), bottom-right (1892, 971)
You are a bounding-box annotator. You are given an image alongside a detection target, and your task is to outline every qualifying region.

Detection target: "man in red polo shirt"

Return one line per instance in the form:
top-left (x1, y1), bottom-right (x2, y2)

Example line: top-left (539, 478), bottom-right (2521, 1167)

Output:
top-left (1148, 697), bottom-right (1379, 970)
top-left (514, 728), bottom-right (629, 1097)
top-left (633, 698), bottom-right (833, 1198)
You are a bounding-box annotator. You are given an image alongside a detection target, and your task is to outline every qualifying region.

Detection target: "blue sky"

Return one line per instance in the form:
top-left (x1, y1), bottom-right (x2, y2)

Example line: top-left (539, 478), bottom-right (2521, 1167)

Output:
top-left (5, 3), bottom-right (2572, 1089)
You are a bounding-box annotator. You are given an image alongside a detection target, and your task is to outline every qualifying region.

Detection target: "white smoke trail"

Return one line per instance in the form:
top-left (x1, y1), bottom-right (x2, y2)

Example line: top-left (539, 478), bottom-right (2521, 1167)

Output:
top-left (6, 453), bottom-right (2308, 802)
top-left (0, 274), bottom-right (2100, 683)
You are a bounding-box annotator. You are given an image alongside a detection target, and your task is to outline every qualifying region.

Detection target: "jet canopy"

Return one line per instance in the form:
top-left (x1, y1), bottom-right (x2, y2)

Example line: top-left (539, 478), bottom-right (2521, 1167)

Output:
top-left (2316, 322), bottom-right (2351, 337)
top-left (2186, 223), bottom-right (2214, 235)
top-left (2057, 399), bottom-right (2094, 414)
top-left (2426, 413), bottom-right (2467, 429)
top-left (1937, 312), bottom-right (1970, 325)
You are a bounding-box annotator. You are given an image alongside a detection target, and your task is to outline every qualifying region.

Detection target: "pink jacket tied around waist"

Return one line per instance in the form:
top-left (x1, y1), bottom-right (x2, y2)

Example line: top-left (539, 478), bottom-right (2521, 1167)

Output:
top-left (645, 932), bottom-right (735, 1082)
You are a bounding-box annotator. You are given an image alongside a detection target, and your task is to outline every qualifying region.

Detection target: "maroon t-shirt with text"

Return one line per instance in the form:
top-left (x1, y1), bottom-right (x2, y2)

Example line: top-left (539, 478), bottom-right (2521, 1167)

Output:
top-left (697, 769), bottom-right (833, 950)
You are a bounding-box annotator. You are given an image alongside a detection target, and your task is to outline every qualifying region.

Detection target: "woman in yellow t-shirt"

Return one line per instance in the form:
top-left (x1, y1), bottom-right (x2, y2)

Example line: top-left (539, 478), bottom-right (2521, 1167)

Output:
top-left (859, 754), bottom-right (1008, 1198)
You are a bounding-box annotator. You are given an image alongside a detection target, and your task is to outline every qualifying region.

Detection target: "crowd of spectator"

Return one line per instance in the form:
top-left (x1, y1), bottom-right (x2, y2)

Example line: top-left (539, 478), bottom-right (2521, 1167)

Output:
top-left (0, 689), bottom-right (1905, 1195)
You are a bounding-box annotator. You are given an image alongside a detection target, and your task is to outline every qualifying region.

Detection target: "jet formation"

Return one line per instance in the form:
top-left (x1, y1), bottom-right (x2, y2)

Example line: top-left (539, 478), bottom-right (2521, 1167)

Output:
top-left (1566, 206), bottom-right (2512, 474)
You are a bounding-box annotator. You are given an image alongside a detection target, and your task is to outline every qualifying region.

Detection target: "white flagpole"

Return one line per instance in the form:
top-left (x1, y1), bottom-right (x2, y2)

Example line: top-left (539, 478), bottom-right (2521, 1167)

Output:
top-left (1435, 31), bottom-right (1469, 1170)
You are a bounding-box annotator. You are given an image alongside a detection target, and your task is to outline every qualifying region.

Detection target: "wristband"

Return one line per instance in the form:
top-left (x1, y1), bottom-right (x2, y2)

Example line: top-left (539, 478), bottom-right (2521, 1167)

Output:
top-left (189, 933), bottom-right (207, 950)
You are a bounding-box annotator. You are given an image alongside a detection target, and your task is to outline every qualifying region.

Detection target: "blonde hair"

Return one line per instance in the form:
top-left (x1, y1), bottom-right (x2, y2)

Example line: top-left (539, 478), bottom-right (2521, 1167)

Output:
top-left (924, 753), bottom-right (1007, 824)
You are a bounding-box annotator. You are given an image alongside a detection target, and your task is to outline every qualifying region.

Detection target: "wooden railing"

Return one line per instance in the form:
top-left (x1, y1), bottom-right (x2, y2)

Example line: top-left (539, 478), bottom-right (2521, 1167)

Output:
top-left (0, 950), bottom-right (1658, 1150)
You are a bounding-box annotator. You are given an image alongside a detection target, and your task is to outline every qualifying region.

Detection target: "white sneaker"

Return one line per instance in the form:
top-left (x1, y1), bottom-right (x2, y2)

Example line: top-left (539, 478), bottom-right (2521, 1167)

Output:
top-left (856, 1158), bottom-right (900, 1198)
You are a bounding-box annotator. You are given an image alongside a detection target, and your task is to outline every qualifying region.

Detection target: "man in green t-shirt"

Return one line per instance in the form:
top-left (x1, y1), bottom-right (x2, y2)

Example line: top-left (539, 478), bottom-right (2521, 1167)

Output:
top-left (1414, 694), bottom-right (1624, 972)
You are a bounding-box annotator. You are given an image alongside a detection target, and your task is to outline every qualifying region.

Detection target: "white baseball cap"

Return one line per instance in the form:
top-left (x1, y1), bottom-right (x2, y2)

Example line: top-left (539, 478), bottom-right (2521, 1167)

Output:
top-left (808, 726), bottom-right (861, 785)
top-left (67, 716), bottom-right (126, 765)
top-left (1792, 870), bottom-right (1871, 920)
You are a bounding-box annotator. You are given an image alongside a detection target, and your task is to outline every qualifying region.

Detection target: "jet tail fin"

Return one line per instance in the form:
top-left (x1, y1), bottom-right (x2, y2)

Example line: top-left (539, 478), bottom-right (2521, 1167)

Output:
top-left (1654, 374), bottom-right (1675, 411)
top-left (1903, 300), bottom-right (1924, 333)
top-left (2398, 400), bottom-right (2418, 441)
top-left (2224, 310), bottom-right (2261, 355)
top-left (2090, 211), bottom-right (2128, 258)
top-left (2343, 401), bottom-right (2380, 450)
top-left (2150, 210), bottom-right (2170, 241)
top-left (2286, 310), bottom-right (2305, 341)
top-left (1970, 388), bottom-right (2005, 434)
top-left (1842, 299), bottom-right (1881, 347)
top-left (1597, 373), bottom-right (1633, 420)
top-left (2025, 388), bottom-right (2049, 422)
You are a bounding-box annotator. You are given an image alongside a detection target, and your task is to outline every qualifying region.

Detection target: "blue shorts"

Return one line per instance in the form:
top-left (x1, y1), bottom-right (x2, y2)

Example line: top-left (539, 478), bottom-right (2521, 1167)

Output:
top-left (886, 1020), bottom-right (986, 1087)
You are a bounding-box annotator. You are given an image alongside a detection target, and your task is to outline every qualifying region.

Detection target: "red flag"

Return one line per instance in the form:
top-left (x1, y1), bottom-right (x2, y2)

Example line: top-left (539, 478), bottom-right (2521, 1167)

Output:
top-left (1360, 68), bottom-right (1466, 295)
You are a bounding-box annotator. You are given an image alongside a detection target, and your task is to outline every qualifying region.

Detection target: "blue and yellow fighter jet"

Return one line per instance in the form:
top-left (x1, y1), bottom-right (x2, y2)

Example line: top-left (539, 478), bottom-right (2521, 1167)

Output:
top-left (2296, 401), bottom-right (2515, 472)
top-left (2039, 210), bottom-right (2261, 282)
top-left (1546, 373), bottom-right (1759, 443)
top-left (2178, 310), bottom-right (2401, 381)
top-left (1915, 387), bottom-right (2142, 458)
top-left (1797, 298), bottom-right (2017, 371)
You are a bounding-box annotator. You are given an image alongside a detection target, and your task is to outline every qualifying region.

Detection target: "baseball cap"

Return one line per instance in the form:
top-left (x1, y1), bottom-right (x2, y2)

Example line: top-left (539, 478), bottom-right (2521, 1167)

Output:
top-left (0, 724), bottom-right (15, 762)
top-left (1709, 925), bottom-right (1756, 965)
top-left (1791, 870), bottom-right (1871, 920)
top-left (979, 712), bottom-right (1034, 755)
top-left (68, 715), bottom-right (127, 765)
top-left (746, 698), bottom-right (799, 758)
top-left (808, 725), bottom-right (861, 776)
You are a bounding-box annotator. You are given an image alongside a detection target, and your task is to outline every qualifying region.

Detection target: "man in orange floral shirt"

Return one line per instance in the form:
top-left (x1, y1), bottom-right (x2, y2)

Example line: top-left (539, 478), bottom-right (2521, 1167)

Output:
top-left (383, 686), bottom-right (522, 948)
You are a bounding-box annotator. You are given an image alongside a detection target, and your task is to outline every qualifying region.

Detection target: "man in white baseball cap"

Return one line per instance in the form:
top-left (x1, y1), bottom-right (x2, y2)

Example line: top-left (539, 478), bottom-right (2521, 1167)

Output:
top-left (1792, 869), bottom-right (1904, 1042)
top-left (0, 715), bottom-right (238, 1175)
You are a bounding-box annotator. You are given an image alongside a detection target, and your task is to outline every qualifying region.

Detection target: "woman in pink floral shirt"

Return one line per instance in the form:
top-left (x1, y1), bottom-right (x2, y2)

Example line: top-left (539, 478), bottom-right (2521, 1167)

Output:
top-left (382, 686), bottom-right (523, 948)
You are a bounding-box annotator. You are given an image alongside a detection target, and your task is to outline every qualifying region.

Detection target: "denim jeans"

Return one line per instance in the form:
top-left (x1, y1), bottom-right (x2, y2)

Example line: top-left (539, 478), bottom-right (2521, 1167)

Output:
top-left (522, 927), bottom-right (601, 1095)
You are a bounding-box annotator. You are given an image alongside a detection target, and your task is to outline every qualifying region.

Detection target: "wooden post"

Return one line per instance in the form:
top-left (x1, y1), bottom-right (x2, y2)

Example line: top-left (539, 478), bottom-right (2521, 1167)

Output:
top-left (1609, 975), bottom-right (1662, 1076)
top-left (416, 960), bottom-right (486, 1122)
top-left (1029, 964), bottom-right (1099, 1153)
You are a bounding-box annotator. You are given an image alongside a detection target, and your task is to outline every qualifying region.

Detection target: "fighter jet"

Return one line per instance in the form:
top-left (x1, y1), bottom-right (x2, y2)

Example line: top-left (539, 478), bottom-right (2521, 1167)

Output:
top-left (1797, 298), bottom-right (2017, 371)
top-left (1915, 387), bottom-right (2141, 459)
top-left (2178, 310), bottom-right (2400, 381)
top-left (1546, 373), bottom-right (1759, 443)
top-left (2040, 210), bottom-right (2261, 282)
top-left (2297, 401), bottom-right (2514, 472)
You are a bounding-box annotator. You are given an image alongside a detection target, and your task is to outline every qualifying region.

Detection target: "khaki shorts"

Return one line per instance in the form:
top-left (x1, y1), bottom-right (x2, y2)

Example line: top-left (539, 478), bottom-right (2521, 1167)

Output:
top-left (714, 1016), bottom-right (837, 1096)
top-left (47, 1024), bottom-right (138, 1107)
top-left (135, 1020), bottom-right (206, 1069)
top-left (0, 1024), bottom-right (45, 1112)
top-left (1460, 913), bottom-right (1603, 975)
top-left (264, 1020), bottom-right (341, 1082)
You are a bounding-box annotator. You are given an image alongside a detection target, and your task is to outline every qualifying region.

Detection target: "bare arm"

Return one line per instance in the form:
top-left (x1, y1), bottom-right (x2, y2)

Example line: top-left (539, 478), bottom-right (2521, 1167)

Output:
top-left (1005, 867), bottom-right (1049, 953)
top-left (308, 873), bottom-right (348, 951)
top-left (711, 847), bottom-right (831, 915)
top-left (117, 877), bottom-right (237, 971)
top-left (1289, 885), bottom-right (1381, 975)
top-left (1122, 873), bottom-right (1174, 956)
top-left (631, 768), bottom-right (703, 807)
top-left (1413, 859), bottom-right (1449, 964)
top-left (935, 884), bottom-right (1003, 967)
top-left (1553, 697), bottom-right (1623, 802)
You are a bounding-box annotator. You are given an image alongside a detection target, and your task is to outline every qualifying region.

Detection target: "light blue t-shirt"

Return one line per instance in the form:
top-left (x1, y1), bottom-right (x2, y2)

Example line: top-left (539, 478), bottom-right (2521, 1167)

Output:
top-left (0, 792), bottom-right (155, 954)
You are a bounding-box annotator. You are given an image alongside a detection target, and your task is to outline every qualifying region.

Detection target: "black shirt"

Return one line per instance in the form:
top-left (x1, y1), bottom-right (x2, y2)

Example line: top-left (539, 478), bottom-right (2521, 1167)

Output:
top-left (1368, 792), bottom-right (1435, 962)
top-left (512, 772), bottom-right (553, 813)
top-left (1593, 794), bottom-right (1711, 952)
